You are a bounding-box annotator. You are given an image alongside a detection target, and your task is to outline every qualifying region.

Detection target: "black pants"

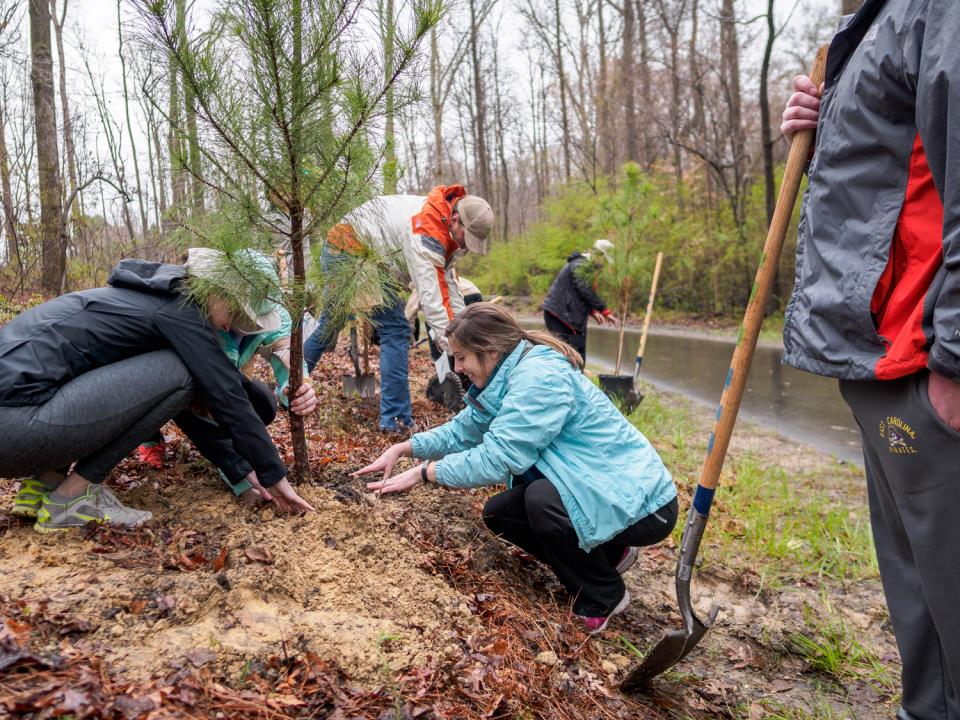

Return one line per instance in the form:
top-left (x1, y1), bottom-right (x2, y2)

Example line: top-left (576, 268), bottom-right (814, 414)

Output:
top-left (543, 311), bottom-right (586, 360)
top-left (482, 477), bottom-right (678, 616)
top-left (0, 351), bottom-right (193, 483)
top-left (174, 376), bottom-right (278, 488)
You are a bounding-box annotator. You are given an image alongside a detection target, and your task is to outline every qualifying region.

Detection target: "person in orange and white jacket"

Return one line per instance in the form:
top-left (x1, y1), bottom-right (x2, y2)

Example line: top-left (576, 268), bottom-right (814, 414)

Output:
top-left (304, 185), bottom-right (493, 432)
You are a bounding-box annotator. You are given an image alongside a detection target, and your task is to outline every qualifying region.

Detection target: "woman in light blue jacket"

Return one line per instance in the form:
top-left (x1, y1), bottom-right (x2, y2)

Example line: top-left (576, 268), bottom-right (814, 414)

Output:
top-left (355, 303), bottom-right (677, 633)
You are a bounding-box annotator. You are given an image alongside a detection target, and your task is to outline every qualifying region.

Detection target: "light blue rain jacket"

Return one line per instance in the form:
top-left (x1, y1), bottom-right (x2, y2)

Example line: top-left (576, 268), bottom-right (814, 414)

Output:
top-left (410, 341), bottom-right (676, 551)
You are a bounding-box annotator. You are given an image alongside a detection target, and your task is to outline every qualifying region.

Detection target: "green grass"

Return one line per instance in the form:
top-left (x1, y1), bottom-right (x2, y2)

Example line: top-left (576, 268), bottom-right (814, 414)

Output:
top-left (786, 601), bottom-right (897, 692)
top-left (625, 391), bottom-right (877, 588)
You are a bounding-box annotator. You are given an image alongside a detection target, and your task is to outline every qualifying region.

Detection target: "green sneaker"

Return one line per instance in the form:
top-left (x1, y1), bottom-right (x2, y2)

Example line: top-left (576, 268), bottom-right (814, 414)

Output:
top-left (34, 485), bottom-right (153, 534)
top-left (11, 478), bottom-right (55, 519)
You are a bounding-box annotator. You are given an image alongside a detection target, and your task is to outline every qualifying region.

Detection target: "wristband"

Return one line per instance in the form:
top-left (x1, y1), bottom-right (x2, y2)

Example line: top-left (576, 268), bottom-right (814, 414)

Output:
top-left (420, 462), bottom-right (429, 483)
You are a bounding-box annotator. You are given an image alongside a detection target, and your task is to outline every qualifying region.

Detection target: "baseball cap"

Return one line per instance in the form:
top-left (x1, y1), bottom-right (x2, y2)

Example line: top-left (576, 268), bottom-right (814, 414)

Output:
top-left (592, 238), bottom-right (615, 263)
top-left (185, 247), bottom-right (283, 335)
top-left (455, 196), bottom-right (494, 255)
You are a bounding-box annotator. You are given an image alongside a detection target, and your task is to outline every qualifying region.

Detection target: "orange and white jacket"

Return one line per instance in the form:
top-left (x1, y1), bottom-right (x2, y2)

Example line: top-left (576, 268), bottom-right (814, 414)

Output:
top-left (328, 186), bottom-right (469, 352)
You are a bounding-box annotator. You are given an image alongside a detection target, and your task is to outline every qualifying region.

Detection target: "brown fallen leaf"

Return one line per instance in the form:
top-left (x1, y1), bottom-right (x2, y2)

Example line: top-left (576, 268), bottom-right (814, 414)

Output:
top-left (770, 677), bottom-right (794, 693)
top-left (185, 647), bottom-right (216, 668)
top-left (113, 694), bottom-right (156, 720)
top-left (157, 595), bottom-right (177, 611)
top-left (212, 546), bottom-right (229, 571)
top-left (129, 598), bottom-right (148, 615)
top-left (244, 546), bottom-right (274, 564)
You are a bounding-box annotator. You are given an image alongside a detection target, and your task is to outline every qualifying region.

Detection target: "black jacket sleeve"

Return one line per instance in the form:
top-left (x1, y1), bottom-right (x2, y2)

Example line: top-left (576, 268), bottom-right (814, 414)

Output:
top-left (153, 298), bottom-right (288, 487)
top-left (570, 258), bottom-right (607, 313)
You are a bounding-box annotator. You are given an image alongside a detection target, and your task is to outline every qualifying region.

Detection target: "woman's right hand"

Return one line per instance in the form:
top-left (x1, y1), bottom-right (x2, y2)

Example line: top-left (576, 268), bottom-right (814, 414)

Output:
top-left (351, 441), bottom-right (413, 481)
top-left (781, 74), bottom-right (823, 141)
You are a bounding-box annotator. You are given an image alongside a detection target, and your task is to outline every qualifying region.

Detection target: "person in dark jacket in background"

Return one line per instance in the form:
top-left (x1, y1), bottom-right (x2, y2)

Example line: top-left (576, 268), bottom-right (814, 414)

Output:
top-left (781, 2), bottom-right (960, 716)
top-left (0, 258), bottom-right (314, 534)
top-left (542, 239), bottom-right (618, 360)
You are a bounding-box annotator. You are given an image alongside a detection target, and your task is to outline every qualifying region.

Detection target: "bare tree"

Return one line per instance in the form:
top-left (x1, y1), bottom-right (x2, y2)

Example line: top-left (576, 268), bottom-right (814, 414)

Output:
top-left (50, 0), bottom-right (80, 231)
top-left (0, 1), bottom-right (20, 270)
top-left (117, 0), bottom-right (148, 240)
top-left (30, 0), bottom-right (65, 293)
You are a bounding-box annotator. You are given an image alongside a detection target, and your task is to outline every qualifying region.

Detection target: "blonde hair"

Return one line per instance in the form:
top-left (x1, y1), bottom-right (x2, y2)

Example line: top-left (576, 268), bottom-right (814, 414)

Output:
top-left (446, 303), bottom-right (584, 370)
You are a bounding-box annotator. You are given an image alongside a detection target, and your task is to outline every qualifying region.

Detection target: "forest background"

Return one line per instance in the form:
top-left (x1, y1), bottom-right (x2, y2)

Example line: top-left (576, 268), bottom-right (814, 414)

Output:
top-left (0, 0), bottom-right (862, 321)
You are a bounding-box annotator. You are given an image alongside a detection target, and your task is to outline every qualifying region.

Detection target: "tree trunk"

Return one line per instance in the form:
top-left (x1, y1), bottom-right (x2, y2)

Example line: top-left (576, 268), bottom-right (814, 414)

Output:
top-left (468, 0), bottom-right (491, 197)
top-left (382, 0), bottom-right (397, 193)
top-left (841, 0), bottom-right (863, 13)
top-left (30, 0), bottom-right (65, 294)
top-left (51, 0), bottom-right (80, 227)
top-left (177, 0), bottom-right (203, 215)
top-left (430, 28), bottom-right (444, 184)
top-left (0, 100), bottom-right (17, 269)
top-left (287, 0), bottom-right (310, 483)
top-left (168, 5), bottom-right (185, 212)
top-left (621, 0), bottom-right (637, 164)
top-left (596, 0), bottom-right (613, 175)
top-left (118, 0), bottom-right (148, 240)
top-left (150, 116), bottom-right (169, 231)
top-left (554, 0), bottom-right (571, 182)
top-left (720, 0), bottom-right (745, 227)
top-left (637, 0), bottom-right (652, 168)
top-left (492, 34), bottom-right (509, 242)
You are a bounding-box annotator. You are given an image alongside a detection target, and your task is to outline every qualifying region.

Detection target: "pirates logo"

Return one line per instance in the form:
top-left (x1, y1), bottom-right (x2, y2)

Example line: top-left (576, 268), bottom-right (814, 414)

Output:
top-left (878, 416), bottom-right (918, 455)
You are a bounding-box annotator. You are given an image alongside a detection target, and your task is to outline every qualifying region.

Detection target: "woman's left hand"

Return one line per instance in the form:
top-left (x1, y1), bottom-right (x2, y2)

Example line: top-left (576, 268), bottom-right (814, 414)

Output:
top-left (288, 383), bottom-right (318, 416)
top-left (366, 465), bottom-right (423, 495)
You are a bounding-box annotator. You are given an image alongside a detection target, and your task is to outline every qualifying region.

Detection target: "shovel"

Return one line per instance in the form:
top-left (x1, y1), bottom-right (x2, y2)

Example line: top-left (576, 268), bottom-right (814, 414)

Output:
top-left (620, 46), bottom-right (828, 692)
top-left (342, 320), bottom-right (376, 398)
top-left (599, 251), bottom-right (664, 413)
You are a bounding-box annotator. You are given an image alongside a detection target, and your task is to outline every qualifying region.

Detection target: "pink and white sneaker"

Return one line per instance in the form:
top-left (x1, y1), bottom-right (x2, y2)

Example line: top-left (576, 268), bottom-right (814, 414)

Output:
top-left (578, 590), bottom-right (631, 635)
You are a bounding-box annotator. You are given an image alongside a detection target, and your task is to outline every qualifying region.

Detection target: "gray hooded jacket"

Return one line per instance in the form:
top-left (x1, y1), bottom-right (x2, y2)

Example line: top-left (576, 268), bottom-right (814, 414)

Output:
top-left (782, 0), bottom-right (960, 381)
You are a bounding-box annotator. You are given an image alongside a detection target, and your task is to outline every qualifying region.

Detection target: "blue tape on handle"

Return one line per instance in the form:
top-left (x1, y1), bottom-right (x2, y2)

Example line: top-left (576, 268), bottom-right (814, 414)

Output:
top-left (693, 485), bottom-right (716, 515)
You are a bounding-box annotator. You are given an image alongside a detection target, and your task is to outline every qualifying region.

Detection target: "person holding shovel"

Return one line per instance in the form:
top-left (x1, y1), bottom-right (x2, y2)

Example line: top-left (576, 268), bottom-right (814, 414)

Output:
top-left (354, 303), bottom-right (677, 633)
top-left (303, 185), bottom-right (494, 434)
top-left (781, 2), bottom-right (960, 716)
top-left (1, 256), bottom-right (315, 532)
top-left (542, 239), bottom-right (618, 361)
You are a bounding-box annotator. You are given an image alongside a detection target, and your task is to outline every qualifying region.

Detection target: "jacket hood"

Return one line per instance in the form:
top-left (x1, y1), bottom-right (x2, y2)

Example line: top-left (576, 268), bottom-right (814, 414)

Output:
top-left (108, 259), bottom-right (186, 294)
top-left (567, 251), bottom-right (585, 262)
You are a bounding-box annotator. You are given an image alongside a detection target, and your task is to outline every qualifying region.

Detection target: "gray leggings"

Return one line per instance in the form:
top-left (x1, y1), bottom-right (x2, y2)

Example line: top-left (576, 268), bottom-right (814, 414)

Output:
top-left (0, 350), bottom-right (193, 483)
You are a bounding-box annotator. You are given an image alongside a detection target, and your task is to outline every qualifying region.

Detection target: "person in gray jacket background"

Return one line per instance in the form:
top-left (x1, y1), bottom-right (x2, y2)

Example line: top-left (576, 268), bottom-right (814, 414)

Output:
top-left (782, 1), bottom-right (960, 717)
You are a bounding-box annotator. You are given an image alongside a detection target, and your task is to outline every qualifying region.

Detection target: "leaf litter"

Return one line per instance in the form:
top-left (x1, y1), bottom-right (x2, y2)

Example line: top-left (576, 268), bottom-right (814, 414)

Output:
top-left (0, 344), bottom-right (901, 718)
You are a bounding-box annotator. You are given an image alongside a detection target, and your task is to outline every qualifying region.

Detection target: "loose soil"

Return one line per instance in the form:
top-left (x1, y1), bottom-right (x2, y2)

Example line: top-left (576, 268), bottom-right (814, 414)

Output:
top-left (0, 339), bottom-right (898, 719)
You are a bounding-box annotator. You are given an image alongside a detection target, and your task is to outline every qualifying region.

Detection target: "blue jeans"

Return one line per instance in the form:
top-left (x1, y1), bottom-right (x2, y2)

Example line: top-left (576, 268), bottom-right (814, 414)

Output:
top-left (304, 248), bottom-right (412, 430)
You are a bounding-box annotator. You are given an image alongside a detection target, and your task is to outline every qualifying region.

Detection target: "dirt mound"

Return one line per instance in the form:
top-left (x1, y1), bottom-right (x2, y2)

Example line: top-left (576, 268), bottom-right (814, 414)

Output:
top-left (0, 472), bottom-right (474, 685)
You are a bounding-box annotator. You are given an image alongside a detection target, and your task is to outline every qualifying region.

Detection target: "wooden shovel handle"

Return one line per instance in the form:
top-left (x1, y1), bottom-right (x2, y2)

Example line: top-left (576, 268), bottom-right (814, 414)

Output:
top-left (637, 251), bottom-right (664, 362)
top-left (697, 46), bottom-right (828, 494)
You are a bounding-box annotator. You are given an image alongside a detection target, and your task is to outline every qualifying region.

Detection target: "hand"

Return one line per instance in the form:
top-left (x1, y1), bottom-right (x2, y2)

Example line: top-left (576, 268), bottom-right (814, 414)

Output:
top-left (590, 310), bottom-right (605, 325)
top-left (364, 464), bottom-right (423, 495)
top-left (928, 371), bottom-right (960, 432)
top-left (781, 74), bottom-right (823, 141)
top-left (288, 382), bottom-right (318, 416)
top-left (239, 487), bottom-right (266, 505)
top-left (603, 310), bottom-right (619, 325)
top-left (351, 441), bottom-right (412, 481)
top-left (243, 471), bottom-right (316, 514)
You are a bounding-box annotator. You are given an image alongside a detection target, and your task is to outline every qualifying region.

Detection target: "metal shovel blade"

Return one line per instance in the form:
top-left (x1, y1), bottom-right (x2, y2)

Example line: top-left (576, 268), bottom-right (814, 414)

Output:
top-left (342, 372), bottom-right (376, 398)
top-left (620, 504), bottom-right (720, 691)
top-left (598, 374), bottom-right (643, 413)
top-left (619, 603), bottom-right (718, 692)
